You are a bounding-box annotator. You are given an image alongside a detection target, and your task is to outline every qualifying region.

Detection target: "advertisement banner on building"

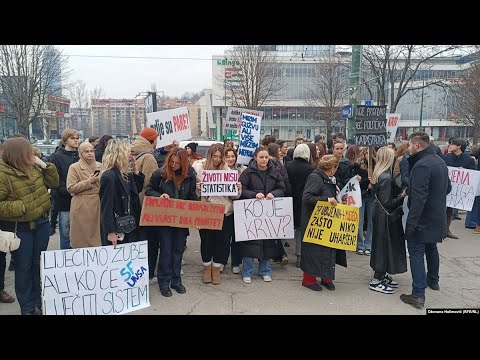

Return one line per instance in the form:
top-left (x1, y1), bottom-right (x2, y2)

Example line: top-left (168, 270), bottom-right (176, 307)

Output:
top-left (146, 107), bottom-right (192, 148)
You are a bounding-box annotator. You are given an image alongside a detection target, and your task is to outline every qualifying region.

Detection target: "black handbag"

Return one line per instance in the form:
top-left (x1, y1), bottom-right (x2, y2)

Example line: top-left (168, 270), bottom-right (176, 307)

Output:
top-left (114, 195), bottom-right (136, 234)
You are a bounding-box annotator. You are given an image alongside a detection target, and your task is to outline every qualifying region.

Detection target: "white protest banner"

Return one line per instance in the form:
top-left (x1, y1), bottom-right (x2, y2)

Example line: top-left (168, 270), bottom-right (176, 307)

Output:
top-left (41, 241), bottom-right (149, 315)
top-left (225, 107), bottom-right (264, 132)
top-left (233, 197), bottom-right (294, 241)
top-left (446, 166), bottom-right (480, 211)
top-left (237, 113), bottom-right (262, 165)
top-left (338, 177), bottom-right (362, 208)
top-left (386, 113), bottom-right (401, 143)
top-left (201, 170), bottom-right (238, 196)
top-left (146, 107), bottom-right (192, 148)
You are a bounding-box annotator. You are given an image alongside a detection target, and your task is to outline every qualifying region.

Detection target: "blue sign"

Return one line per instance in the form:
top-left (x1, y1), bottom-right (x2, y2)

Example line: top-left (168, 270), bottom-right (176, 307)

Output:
top-left (364, 100), bottom-right (373, 106)
top-left (341, 105), bottom-right (352, 119)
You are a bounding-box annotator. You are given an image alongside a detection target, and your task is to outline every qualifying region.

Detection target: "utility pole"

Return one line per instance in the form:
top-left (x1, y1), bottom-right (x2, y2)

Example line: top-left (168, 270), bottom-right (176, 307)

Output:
top-left (419, 80), bottom-right (425, 132)
top-left (347, 45), bottom-right (362, 142)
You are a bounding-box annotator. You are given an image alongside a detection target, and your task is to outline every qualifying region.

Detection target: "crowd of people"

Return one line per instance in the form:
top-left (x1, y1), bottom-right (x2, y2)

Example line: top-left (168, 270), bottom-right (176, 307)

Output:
top-left (0, 127), bottom-right (473, 314)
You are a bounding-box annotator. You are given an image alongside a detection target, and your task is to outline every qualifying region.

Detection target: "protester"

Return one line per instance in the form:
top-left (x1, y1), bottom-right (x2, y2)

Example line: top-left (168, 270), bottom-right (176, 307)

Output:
top-left (276, 140), bottom-right (291, 165)
top-left (88, 136), bottom-right (100, 148)
top-left (99, 139), bottom-right (144, 247)
top-left (66, 142), bottom-right (102, 248)
top-left (145, 148), bottom-right (197, 297)
top-left (238, 146), bottom-right (286, 283)
top-left (222, 147), bottom-right (246, 274)
top-left (369, 147), bottom-right (407, 294)
top-left (401, 132), bottom-right (451, 309)
top-left (49, 129), bottom-right (80, 249)
top-left (0, 137), bottom-right (59, 315)
top-left (193, 143), bottom-right (241, 284)
top-left (95, 135), bottom-right (113, 163)
top-left (154, 140), bottom-right (179, 168)
top-left (185, 142), bottom-right (202, 165)
top-left (285, 144), bottom-right (314, 267)
top-left (300, 155), bottom-right (346, 291)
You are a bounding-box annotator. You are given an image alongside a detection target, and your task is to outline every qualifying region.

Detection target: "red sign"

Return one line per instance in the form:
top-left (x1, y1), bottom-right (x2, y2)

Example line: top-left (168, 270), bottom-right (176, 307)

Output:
top-left (55, 111), bottom-right (64, 117)
top-left (0, 102), bottom-right (5, 113)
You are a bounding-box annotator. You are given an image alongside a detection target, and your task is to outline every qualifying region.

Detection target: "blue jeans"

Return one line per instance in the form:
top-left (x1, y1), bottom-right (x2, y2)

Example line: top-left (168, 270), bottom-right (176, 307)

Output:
top-left (12, 221), bottom-right (50, 314)
top-left (242, 256), bottom-right (271, 278)
top-left (157, 227), bottom-right (187, 290)
top-left (294, 227), bottom-right (302, 256)
top-left (59, 211), bottom-right (71, 250)
top-left (465, 196), bottom-right (480, 228)
top-left (357, 196), bottom-right (373, 251)
top-left (407, 241), bottom-right (440, 299)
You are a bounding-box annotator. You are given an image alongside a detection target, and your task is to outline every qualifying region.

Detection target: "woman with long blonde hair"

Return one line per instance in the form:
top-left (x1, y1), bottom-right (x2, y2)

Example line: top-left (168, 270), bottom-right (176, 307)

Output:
top-left (369, 146), bottom-right (406, 295)
top-left (99, 139), bottom-right (145, 247)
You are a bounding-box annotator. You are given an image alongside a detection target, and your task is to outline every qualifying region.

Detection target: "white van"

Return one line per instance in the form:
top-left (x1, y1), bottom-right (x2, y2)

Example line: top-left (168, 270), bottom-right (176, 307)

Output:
top-left (179, 140), bottom-right (222, 158)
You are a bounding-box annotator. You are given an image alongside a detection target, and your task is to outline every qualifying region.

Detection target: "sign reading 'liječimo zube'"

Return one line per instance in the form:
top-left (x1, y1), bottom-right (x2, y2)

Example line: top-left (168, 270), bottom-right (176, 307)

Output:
top-left (354, 105), bottom-right (387, 146)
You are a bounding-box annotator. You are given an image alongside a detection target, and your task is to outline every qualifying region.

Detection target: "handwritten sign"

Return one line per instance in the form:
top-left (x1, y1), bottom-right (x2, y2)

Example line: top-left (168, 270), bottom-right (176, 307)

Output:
top-left (41, 241), bottom-right (149, 315)
top-left (303, 202), bottom-right (359, 251)
top-left (233, 197), bottom-right (294, 241)
top-left (355, 105), bottom-right (387, 146)
top-left (338, 177), bottom-right (362, 208)
top-left (237, 113), bottom-right (262, 165)
top-left (224, 107), bottom-right (264, 132)
top-left (201, 170), bottom-right (238, 196)
top-left (386, 113), bottom-right (401, 143)
top-left (446, 166), bottom-right (480, 211)
top-left (140, 197), bottom-right (225, 230)
top-left (146, 107), bottom-right (192, 148)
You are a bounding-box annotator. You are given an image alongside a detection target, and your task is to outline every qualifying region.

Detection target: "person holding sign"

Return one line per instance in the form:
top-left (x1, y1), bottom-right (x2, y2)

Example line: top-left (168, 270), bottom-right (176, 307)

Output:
top-left (300, 155), bottom-right (346, 291)
top-left (0, 137), bottom-right (59, 315)
top-left (223, 147), bottom-right (247, 274)
top-left (238, 146), bottom-right (286, 284)
top-left (145, 148), bottom-right (198, 297)
top-left (193, 144), bottom-right (242, 285)
top-left (369, 147), bottom-right (407, 294)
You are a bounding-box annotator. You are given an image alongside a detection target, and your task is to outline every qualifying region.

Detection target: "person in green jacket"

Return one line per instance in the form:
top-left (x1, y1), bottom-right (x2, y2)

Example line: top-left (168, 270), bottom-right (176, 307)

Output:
top-left (0, 137), bottom-right (59, 315)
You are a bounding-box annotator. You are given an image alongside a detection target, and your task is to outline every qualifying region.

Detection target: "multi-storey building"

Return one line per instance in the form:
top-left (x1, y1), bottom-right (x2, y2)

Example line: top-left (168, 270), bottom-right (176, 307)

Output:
top-left (211, 46), bottom-right (474, 141)
top-left (31, 95), bottom-right (71, 140)
top-left (70, 108), bottom-right (91, 138)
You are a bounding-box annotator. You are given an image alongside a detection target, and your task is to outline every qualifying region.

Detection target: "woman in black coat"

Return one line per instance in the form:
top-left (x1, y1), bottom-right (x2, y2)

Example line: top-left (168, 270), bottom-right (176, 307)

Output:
top-left (300, 155), bottom-right (346, 292)
top-left (99, 139), bottom-right (144, 247)
top-left (369, 147), bottom-right (407, 294)
top-left (238, 146), bottom-right (286, 284)
top-left (145, 148), bottom-right (198, 297)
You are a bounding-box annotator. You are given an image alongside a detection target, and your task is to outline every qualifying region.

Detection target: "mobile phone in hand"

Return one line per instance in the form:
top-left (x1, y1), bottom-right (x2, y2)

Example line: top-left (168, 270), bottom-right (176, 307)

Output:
top-left (94, 170), bottom-right (100, 176)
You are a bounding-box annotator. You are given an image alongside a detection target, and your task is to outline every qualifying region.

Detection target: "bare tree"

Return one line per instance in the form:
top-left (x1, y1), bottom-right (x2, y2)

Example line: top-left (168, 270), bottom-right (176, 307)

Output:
top-left (0, 45), bottom-right (69, 136)
top-left (68, 80), bottom-right (90, 134)
top-left (362, 45), bottom-right (463, 112)
top-left (304, 53), bottom-right (350, 137)
top-left (216, 45), bottom-right (285, 110)
top-left (449, 56), bottom-right (480, 144)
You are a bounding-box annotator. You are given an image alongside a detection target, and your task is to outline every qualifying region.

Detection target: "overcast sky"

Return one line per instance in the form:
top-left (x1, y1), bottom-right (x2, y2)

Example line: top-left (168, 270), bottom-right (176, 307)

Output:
top-left (58, 45), bottom-right (230, 99)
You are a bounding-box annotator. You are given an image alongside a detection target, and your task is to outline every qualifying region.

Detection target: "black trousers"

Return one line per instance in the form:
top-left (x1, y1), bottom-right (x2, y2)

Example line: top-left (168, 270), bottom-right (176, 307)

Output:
top-left (199, 216), bottom-right (228, 264)
top-left (0, 251), bottom-right (6, 291)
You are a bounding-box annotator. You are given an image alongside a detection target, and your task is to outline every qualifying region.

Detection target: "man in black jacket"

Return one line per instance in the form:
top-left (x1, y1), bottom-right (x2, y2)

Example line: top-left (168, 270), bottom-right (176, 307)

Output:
top-left (401, 132), bottom-right (451, 309)
top-left (48, 129), bottom-right (79, 249)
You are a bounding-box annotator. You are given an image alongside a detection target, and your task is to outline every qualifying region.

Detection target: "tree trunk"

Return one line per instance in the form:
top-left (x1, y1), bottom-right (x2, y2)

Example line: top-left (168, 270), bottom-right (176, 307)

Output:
top-left (18, 124), bottom-right (29, 137)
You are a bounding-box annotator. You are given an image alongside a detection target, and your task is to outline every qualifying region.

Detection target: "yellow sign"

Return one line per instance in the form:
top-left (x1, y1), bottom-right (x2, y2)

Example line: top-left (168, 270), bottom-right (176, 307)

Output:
top-left (303, 201), bottom-right (359, 251)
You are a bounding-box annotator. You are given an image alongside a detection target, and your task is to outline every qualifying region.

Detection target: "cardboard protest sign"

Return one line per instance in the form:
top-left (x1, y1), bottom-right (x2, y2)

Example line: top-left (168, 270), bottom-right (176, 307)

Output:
top-left (303, 202), bottom-right (359, 251)
top-left (338, 177), bottom-right (362, 208)
top-left (146, 107), bottom-right (192, 148)
top-left (446, 166), bottom-right (480, 211)
top-left (354, 105), bottom-right (387, 146)
top-left (140, 196), bottom-right (225, 230)
top-left (41, 241), bottom-right (149, 315)
top-left (237, 113), bottom-right (262, 165)
top-left (233, 197), bottom-right (294, 242)
top-left (386, 113), bottom-right (401, 143)
top-left (201, 170), bottom-right (238, 196)
top-left (225, 107), bottom-right (264, 132)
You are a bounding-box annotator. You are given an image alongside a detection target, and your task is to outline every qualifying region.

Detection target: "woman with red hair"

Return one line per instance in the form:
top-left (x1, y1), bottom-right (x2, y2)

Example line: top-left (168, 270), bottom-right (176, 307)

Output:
top-left (145, 148), bottom-right (198, 297)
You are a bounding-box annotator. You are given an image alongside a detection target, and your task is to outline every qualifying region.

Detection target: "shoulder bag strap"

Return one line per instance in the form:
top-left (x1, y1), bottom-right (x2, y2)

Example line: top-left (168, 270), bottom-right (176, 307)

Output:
top-left (374, 193), bottom-right (392, 216)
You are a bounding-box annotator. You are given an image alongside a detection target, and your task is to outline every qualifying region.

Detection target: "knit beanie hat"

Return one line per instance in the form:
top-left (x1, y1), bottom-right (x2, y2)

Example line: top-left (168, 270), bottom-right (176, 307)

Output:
top-left (140, 127), bottom-right (159, 141)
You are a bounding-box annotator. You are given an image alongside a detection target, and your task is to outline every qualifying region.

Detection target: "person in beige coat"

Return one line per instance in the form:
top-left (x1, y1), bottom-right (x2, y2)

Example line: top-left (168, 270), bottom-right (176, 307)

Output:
top-left (67, 142), bottom-right (102, 248)
top-left (192, 143), bottom-right (242, 285)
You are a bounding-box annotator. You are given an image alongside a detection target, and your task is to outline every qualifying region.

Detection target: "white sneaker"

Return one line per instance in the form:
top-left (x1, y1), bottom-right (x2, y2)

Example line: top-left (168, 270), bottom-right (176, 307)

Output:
top-left (219, 264), bottom-right (224, 273)
top-left (180, 268), bottom-right (184, 275)
top-left (263, 275), bottom-right (272, 282)
top-left (242, 276), bottom-right (252, 284)
top-left (149, 278), bottom-right (157, 285)
top-left (232, 266), bottom-right (240, 274)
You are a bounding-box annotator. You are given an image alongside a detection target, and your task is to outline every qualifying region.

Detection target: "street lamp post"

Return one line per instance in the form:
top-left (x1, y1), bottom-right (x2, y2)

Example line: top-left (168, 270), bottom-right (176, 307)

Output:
top-left (419, 80), bottom-right (425, 132)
